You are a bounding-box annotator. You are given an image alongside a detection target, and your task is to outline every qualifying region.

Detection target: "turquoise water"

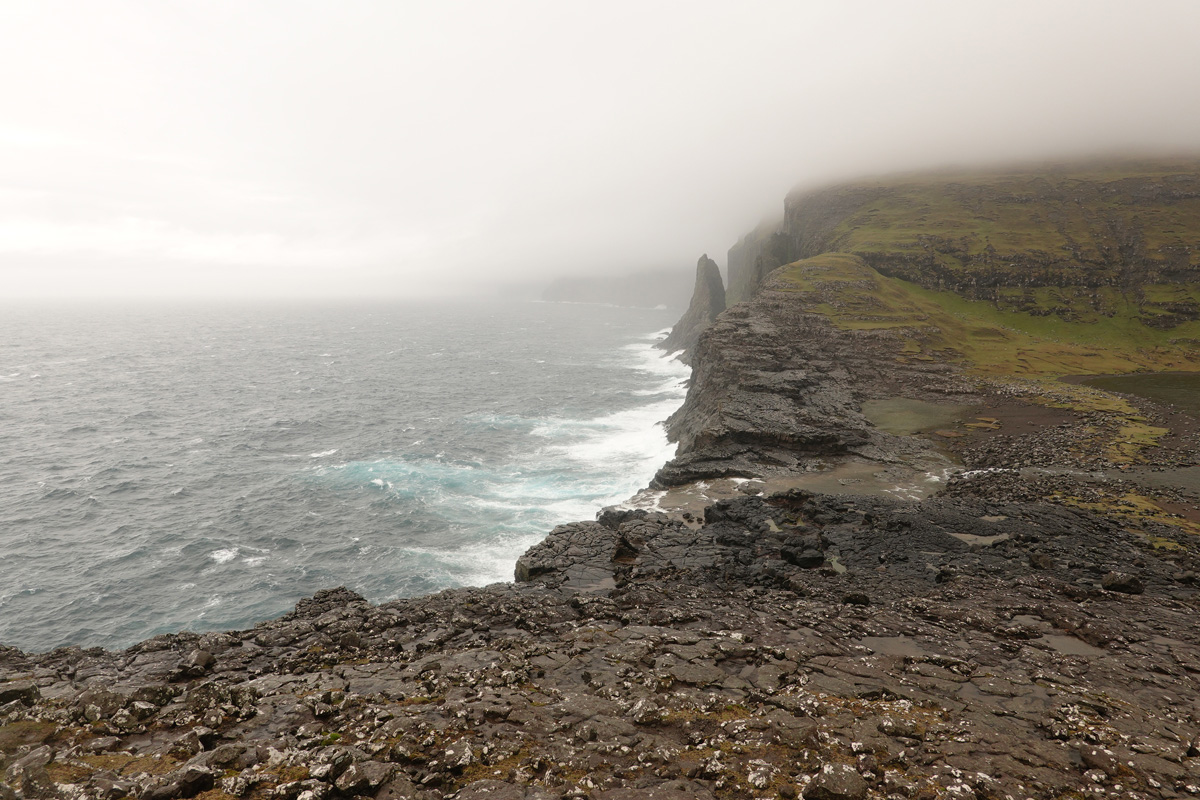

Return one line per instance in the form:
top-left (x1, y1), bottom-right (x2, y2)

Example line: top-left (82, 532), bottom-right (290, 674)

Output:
top-left (0, 300), bottom-right (688, 652)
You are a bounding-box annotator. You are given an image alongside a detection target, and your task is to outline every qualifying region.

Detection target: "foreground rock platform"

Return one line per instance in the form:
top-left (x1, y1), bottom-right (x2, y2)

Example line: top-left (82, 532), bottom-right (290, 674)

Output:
top-left (3, 491), bottom-right (1199, 800)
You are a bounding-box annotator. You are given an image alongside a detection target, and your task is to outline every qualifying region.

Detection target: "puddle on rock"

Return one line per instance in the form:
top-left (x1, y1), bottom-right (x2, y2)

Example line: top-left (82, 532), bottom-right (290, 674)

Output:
top-left (1037, 634), bottom-right (1106, 657)
top-left (862, 398), bottom-right (972, 436)
top-left (631, 453), bottom-right (963, 519)
top-left (1123, 465), bottom-right (1200, 496)
top-left (857, 635), bottom-right (931, 657)
top-left (948, 532), bottom-right (1010, 547)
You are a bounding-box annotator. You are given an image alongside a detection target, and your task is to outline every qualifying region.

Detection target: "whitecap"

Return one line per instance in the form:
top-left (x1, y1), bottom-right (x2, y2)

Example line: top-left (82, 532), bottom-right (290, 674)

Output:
top-left (309, 449), bottom-right (339, 458)
top-left (208, 548), bottom-right (238, 564)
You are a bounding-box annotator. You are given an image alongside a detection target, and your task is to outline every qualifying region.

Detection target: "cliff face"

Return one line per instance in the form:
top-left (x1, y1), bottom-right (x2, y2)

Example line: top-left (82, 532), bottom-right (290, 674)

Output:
top-left (658, 254), bottom-right (726, 360)
top-left (725, 219), bottom-right (790, 305)
top-left (731, 159), bottom-right (1200, 326)
top-left (654, 260), bottom-right (975, 487)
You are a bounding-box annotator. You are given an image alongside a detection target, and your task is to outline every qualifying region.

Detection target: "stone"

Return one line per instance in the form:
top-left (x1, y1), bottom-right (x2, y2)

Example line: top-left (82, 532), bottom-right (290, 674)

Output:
top-left (451, 781), bottom-right (525, 799)
top-left (1101, 571), bottom-right (1145, 594)
top-left (334, 761), bottom-right (394, 794)
top-left (0, 680), bottom-right (40, 706)
top-left (188, 649), bottom-right (215, 670)
top-left (1029, 552), bottom-right (1054, 570)
top-left (782, 547), bottom-right (826, 569)
top-left (1079, 744), bottom-right (1119, 776)
top-left (803, 763), bottom-right (869, 800)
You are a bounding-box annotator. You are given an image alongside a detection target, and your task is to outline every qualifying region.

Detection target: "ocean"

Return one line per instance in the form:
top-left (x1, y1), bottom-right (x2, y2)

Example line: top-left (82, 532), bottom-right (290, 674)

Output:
top-left (0, 300), bottom-right (688, 653)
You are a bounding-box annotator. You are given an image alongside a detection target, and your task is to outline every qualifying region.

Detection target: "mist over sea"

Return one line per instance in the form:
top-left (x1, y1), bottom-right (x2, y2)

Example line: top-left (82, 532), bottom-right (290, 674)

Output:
top-left (0, 300), bottom-right (687, 652)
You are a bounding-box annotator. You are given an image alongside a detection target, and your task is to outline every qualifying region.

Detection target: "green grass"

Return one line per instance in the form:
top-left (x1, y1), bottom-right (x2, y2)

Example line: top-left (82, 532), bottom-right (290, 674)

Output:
top-left (820, 159), bottom-right (1200, 255)
top-left (778, 161), bottom-right (1200, 324)
top-left (776, 254), bottom-right (1200, 377)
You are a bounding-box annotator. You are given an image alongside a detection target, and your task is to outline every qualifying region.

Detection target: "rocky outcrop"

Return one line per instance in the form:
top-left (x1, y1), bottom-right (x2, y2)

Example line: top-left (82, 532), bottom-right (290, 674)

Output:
top-left (654, 268), bottom-right (975, 487)
top-left (658, 255), bottom-right (726, 361)
top-left (774, 164), bottom-right (1200, 311)
top-left (3, 491), bottom-right (1199, 800)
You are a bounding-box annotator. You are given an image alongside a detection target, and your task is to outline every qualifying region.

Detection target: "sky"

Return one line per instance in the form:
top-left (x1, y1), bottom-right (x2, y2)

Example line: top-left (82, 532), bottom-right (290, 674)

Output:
top-left (3, 1), bottom-right (1200, 301)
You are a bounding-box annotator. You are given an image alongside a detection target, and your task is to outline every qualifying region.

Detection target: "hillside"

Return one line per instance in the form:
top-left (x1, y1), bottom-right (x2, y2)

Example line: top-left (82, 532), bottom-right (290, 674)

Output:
top-left (729, 159), bottom-right (1200, 345)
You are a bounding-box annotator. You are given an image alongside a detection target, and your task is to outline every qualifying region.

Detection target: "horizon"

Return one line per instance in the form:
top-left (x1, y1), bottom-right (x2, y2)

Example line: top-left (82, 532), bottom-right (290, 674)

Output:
top-left (5, 1), bottom-right (1200, 301)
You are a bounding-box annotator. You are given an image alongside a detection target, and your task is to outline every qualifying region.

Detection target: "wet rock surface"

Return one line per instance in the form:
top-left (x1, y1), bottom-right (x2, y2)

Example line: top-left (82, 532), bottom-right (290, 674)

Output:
top-left (652, 278), bottom-right (980, 490)
top-left (3, 488), bottom-right (1199, 799)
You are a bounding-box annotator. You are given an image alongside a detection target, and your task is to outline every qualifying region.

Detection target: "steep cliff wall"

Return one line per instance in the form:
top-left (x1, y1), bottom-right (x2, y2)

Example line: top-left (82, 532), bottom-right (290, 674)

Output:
top-left (731, 159), bottom-right (1200, 327)
top-left (725, 219), bottom-right (789, 305)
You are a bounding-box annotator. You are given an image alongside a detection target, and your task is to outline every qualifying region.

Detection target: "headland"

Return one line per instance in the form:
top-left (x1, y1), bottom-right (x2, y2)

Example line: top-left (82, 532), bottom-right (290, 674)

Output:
top-left (3, 159), bottom-right (1200, 800)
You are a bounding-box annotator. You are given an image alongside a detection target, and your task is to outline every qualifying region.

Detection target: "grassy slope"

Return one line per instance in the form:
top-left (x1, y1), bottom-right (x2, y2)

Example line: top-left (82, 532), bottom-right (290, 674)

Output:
top-left (769, 162), bottom-right (1200, 530)
top-left (776, 253), bottom-right (1200, 377)
top-left (822, 159), bottom-right (1200, 262)
top-left (775, 253), bottom-right (1187, 471)
top-left (772, 159), bottom-right (1200, 377)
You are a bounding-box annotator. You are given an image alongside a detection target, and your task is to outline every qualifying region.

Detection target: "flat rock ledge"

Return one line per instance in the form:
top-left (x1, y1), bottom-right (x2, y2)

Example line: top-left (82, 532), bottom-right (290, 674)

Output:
top-left (3, 492), bottom-right (1199, 800)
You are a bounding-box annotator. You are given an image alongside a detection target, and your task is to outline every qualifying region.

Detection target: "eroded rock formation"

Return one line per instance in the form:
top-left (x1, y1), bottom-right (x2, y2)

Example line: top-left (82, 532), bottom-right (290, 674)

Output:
top-left (658, 255), bottom-right (725, 362)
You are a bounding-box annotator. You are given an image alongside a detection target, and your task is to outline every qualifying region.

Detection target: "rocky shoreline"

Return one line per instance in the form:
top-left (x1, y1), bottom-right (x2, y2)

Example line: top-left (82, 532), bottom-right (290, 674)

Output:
top-left (5, 271), bottom-right (1200, 799)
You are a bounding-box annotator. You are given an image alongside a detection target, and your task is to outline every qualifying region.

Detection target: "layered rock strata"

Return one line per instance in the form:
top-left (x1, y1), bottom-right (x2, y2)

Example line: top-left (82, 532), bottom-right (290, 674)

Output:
top-left (653, 269), bottom-right (976, 489)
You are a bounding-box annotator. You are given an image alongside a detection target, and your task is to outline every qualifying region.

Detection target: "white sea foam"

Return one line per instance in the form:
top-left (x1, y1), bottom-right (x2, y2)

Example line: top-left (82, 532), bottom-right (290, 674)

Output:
top-left (0, 302), bottom-right (688, 652)
top-left (402, 530), bottom-right (548, 588)
top-left (208, 548), bottom-right (238, 564)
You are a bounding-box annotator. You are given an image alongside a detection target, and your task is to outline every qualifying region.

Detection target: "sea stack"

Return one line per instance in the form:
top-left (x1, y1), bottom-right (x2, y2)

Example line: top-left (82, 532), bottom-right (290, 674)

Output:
top-left (660, 254), bottom-right (726, 361)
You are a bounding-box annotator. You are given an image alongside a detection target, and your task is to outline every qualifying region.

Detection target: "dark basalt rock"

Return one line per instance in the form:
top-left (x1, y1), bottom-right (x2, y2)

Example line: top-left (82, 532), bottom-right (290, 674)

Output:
top-left (0, 486), bottom-right (1197, 799)
top-left (653, 282), bottom-right (963, 488)
top-left (1102, 570), bottom-right (1146, 594)
top-left (659, 254), bottom-right (726, 362)
top-left (803, 763), bottom-right (868, 800)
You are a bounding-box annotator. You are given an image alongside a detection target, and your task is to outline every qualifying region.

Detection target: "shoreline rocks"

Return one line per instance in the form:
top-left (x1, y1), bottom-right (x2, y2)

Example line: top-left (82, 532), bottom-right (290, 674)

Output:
top-left (2, 487), bottom-right (1198, 799)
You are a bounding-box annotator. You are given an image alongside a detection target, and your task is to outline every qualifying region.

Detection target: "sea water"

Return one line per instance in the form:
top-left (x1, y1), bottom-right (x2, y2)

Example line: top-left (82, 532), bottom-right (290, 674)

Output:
top-left (0, 300), bottom-right (688, 652)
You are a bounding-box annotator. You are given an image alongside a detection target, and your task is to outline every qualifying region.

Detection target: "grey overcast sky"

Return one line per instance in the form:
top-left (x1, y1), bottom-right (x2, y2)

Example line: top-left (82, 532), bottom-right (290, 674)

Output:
top-left (3, 1), bottom-right (1200, 300)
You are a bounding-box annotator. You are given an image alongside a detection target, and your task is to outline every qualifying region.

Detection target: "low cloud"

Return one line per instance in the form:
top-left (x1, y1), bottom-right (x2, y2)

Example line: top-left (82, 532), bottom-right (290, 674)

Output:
top-left (3, 1), bottom-right (1200, 300)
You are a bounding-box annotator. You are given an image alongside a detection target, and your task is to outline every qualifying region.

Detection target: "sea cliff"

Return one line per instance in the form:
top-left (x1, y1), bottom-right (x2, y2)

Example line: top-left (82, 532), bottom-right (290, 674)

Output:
top-left (3, 160), bottom-right (1200, 800)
